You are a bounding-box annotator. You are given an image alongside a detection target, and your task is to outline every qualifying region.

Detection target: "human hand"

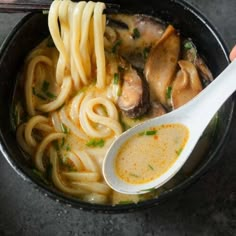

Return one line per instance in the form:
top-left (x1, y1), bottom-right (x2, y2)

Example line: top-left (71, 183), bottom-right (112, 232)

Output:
top-left (230, 45), bottom-right (236, 61)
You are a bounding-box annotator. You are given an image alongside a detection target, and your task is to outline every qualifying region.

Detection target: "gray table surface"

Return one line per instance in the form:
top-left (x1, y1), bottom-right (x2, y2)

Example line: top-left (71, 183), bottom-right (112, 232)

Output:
top-left (0, 0), bottom-right (235, 235)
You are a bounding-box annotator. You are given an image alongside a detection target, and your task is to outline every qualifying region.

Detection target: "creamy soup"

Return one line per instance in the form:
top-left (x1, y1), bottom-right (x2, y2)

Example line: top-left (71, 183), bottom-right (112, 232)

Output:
top-left (115, 123), bottom-right (189, 184)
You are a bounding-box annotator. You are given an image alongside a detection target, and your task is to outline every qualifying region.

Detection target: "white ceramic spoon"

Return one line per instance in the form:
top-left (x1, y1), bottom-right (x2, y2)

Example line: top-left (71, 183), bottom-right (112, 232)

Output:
top-left (103, 59), bottom-right (236, 194)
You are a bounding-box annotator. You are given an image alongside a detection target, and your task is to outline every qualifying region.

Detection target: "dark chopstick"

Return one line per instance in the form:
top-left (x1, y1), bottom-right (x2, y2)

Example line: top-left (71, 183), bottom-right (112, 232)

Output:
top-left (0, 1), bottom-right (120, 13)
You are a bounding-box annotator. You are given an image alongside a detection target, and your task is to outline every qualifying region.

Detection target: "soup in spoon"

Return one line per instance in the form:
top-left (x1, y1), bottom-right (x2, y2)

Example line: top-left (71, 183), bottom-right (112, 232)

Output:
top-left (115, 123), bottom-right (189, 184)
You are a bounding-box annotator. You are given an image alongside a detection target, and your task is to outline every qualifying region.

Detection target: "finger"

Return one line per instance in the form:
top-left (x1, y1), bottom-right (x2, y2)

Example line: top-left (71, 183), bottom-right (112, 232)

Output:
top-left (229, 45), bottom-right (236, 61)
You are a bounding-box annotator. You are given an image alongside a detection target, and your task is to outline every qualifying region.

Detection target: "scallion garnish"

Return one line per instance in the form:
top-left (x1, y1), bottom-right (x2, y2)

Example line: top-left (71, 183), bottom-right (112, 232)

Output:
top-left (143, 47), bottom-right (151, 59)
top-left (184, 41), bottom-right (193, 49)
top-left (146, 130), bottom-right (157, 135)
top-left (32, 87), bottom-right (47, 100)
top-left (41, 80), bottom-right (50, 93)
top-left (86, 139), bottom-right (105, 148)
top-left (112, 39), bottom-right (122, 53)
top-left (176, 148), bottom-right (183, 156)
top-left (65, 145), bottom-right (71, 151)
top-left (130, 173), bottom-right (139, 178)
top-left (132, 28), bottom-right (140, 39)
top-left (113, 73), bottom-right (119, 85)
top-left (61, 123), bottom-right (69, 134)
top-left (45, 91), bottom-right (56, 99)
top-left (61, 137), bottom-right (65, 148)
top-left (139, 130), bottom-right (157, 136)
top-left (166, 86), bottom-right (172, 99)
top-left (148, 164), bottom-right (154, 170)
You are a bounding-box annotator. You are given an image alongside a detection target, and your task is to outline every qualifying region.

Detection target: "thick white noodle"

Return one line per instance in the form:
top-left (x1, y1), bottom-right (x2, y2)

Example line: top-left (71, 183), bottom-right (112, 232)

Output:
top-left (16, 123), bottom-right (34, 155)
top-left (25, 56), bottom-right (52, 116)
top-left (35, 133), bottom-right (66, 172)
top-left (79, 93), bottom-right (122, 138)
top-left (71, 182), bottom-right (111, 195)
top-left (50, 147), bottom-right (89, 196)
top-left (61, 150), bottom-right (83, 171)
top-left (73, 149), bottom-right (98, 172)
top-left (36, 76), bottom-right (72, 112)
top-left (63, 172), bottom-right (100, 182)
top-left (51, 111), bottom-right (62, 132)
top-left (71, 1), bottom-right (87, 87)
top-left (59, 106), bottom-right (87, 140)
top-left (69, 92), bottom-right (85, 123)
top-left (94, 2), bottom-right (106, 88)
top-left (48, 0), bottom-right (67, 85)
top-left (80, 1), bottom-right (95, 79)
top-left (79, 93), bottom-right (112, 137)
top-left (24, 116), bottom-right (49, 147)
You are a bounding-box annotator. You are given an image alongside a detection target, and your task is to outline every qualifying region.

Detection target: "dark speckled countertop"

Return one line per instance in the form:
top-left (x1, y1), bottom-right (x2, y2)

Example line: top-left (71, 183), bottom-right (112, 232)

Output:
top-left (0, 0), bottom-right (235, 235)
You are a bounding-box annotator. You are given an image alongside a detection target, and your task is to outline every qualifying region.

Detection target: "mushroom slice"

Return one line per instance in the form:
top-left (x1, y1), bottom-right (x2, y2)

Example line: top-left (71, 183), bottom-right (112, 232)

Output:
top-left (117, 67), bottom-right (150, 118)
top-left (144, 25), bottom-right (180, 105)
top-left (182, 39), bottom-right (213, 83)
top-left (171, 60), bottom-right (203, 109)
top-left (195, 57), bottom-right (214, 83)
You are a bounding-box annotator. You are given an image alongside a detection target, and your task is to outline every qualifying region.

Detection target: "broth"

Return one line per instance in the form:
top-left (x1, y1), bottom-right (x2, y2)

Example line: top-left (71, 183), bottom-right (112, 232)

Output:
top-left (115, 124), bottom-right (189, 184)
top-left (11, 1), bottom-right (215, 205)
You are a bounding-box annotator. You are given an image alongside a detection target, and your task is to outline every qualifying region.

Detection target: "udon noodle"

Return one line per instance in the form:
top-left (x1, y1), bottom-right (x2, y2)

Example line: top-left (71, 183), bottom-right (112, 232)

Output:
top-left (12, 0), bottom-right (214, 205)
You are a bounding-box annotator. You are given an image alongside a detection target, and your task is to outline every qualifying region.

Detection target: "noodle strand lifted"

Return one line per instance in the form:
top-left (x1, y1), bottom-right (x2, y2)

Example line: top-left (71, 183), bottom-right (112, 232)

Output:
top-left (16, 1), bottom-right (121, 204)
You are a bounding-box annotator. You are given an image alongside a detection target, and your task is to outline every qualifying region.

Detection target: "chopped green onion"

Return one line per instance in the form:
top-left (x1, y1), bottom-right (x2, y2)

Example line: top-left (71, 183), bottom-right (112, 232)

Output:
top-left (65, 145), bottom-right (71, 151)
top-left (184, 41), bottom-right (193, 49)
top-left (117, 86), bottom-right (122, 97)
top-left (176, 148), bottom-right (183, 156)
top-left (32, 87), bottom-right (47, 100)
top-left (41, 80), bottom-right (50, 93)
top-left (129, 173), bottom-right (139, 178)
top-left (46, 91), bottom-right (56, 99)
top-left (113, 73), bottom-right (119, 85)
top-left (148, 164), bottom-right (154, 170)
top-left (146, 130), bottom-right (157, 135)
top-left (143, 47), bottom-right (151, 59)
top-left (139, 130), bottom-right (157, 136)
top-left (61, 137), bottom-right (65, 148)
top-left (112, 39), bottom-right (122, 53)
top-left (61, 123), bottom-right (69, 134)
top-left (166, 86), bottom-right (172, 99)
top-left (132, 28), bottom-right (140, 39)
top-left (86, 139), bottom-right (105, 148)
top-left (12, 104), bottom-right (20, 128)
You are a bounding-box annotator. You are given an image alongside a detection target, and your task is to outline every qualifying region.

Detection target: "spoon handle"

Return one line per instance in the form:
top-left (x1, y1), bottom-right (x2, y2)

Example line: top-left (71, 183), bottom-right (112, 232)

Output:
top-left (183, 59), bottom-right (236, 132)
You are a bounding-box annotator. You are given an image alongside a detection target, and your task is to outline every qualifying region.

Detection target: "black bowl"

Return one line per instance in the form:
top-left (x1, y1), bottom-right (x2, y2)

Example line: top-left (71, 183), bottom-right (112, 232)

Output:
top-left (0, 0), bottom-right (234, 213)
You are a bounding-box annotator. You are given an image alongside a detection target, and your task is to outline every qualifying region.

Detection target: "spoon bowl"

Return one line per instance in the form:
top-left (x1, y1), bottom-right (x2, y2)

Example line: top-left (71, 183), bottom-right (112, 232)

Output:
top-left (103, 59), bottom-right (236, 194)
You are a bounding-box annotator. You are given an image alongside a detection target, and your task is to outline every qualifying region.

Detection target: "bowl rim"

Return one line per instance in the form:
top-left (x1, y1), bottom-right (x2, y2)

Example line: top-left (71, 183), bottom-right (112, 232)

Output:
top-left (0, 0), bottom-right (234, 213)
